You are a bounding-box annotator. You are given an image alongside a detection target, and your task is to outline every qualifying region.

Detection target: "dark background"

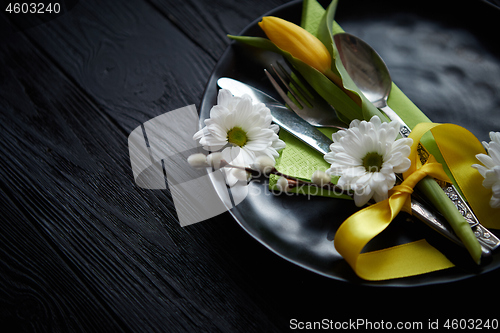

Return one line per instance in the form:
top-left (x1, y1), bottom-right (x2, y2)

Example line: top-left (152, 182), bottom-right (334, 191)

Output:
top-left (1, 0), bottom-right (499, 332)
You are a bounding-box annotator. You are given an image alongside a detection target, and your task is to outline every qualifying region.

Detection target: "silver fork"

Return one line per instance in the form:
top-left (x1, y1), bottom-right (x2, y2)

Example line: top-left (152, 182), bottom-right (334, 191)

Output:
top-left (265, 61), bottom-right (499, 256)
top-left (264, 62), bottom-right (346, 131)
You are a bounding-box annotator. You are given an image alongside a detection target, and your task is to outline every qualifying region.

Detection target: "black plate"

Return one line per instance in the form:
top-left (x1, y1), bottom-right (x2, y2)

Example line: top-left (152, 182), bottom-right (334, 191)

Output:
top-left (199, 0), bottom-right (500, 286)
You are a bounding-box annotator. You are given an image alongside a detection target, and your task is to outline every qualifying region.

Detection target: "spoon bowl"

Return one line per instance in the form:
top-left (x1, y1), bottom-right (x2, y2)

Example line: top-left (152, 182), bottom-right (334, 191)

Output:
top-left (334, 32), bottom-right (411, 136)
top-left (334, 33), bottom-right (392, 109)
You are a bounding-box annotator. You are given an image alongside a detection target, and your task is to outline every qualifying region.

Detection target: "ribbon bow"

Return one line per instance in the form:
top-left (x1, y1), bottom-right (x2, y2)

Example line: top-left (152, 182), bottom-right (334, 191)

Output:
top-left (334, 154), bottom-right (454, 281)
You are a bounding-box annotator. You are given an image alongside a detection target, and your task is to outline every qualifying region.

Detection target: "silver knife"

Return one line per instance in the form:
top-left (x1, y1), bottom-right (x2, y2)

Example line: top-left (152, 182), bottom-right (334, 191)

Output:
top-left (217, 78), bottom-right (332, 155)
top-left (217, 77), bottom-right (495, 259)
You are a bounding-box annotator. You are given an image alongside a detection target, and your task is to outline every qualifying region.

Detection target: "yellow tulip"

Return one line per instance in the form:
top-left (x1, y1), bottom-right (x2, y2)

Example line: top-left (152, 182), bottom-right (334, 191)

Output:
top-left (258, 16), bottom-right (360, 107)
top-left (258, 16), bottom-right (332, 74)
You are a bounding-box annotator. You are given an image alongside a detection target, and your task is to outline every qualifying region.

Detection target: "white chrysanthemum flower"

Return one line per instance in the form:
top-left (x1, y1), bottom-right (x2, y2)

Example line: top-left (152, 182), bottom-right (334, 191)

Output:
top-left (324, 116), bottom-right (413, 207)
top-left (193, 89), bottom-right (285, 186)
top-left (472, 131), bottom-right (500, 209)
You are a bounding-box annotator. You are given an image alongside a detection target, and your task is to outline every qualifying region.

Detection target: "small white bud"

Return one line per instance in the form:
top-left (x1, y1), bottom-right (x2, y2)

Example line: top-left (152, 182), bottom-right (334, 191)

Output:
top-left (233, 168), bottom-right (250, 182)
top-left (206, 152), bottom-right (224, 169)
top-left (311, 170), bottom-right (331, 186)
top-left (187, 153), bottom-right (209, 168)
top-left (276, 176), bottom-right (289, 192)
top-left (253, 155), bottom-right (276, 174)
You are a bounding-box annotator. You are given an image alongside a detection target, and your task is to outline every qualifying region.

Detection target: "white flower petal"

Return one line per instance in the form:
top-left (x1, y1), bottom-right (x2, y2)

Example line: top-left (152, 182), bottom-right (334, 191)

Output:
top-left (247, 127), bottom-right (274, 141)
top-left (239, 147), bottom-right (256, 166)
top-left (490, 196), bottom-right (500, 209)
top-left (272, 139), bottom-right (286, 151)
top-left (209, 105), bottom-right (230, 120)
top-left (193, 127), bottom-right (208, 141)
top-left (244, 140), bottom-right (269, 153)
top-left (392, 157), bottom-right (411, 173)
top-left (383, 151), bottom-right (402, 167)
top-left (333, 152), bottom-right (362, 167)
top-left (269, 124), bottom-right (280, 134)
top-left (491, 180), bottom-right (500, 196)
top-left (384, 121), bottom-right (400, 141)
top-left (390, 138), bottom-right (413, 154)
top-left (355, 172), bottom-right (374, 188)
top-left (221, 146), bottom-right (239, 164)
top-left (340, 138), bottom-right (364, 160)
top-left (488, 141), bottom-right (500, 165)
top-left (235, 96), bottom-right (253, 118)
top-left (348, 119), bottom-right (361, 129)
top-left (476, 154), bottom-right (496, 169)
top-left (373, 183), bottom-right (389, 202)
top-left (369, 115), bottom-right (382, 128)
top-left (490, 131), bottom-right (500, 143)
top-left (472, 163), bottom-right (488, 177)
top-left (206, 123), bottom-right (228, 141)
top-left (354, 185), bottom-right (373, 207)
top-left (217, 89), bottom-right (234, 108)
top-left (342, 166), bottom-right (367, 178)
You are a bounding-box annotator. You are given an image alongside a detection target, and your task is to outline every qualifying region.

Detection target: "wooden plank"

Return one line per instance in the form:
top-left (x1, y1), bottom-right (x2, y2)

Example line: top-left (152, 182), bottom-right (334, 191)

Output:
top-left (20, 0), bottom-right (218, 132)
top-left (0, 32), bottom-right (166, 331)
top-left (0, 1), bottom-right (287, 330)
top-left (148, 0), bottom-right (292, 60)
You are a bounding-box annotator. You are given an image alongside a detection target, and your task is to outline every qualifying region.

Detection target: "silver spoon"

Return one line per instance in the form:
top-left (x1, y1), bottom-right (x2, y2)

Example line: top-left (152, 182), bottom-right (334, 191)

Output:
top-left (334, 32), bottom-right (411, 137)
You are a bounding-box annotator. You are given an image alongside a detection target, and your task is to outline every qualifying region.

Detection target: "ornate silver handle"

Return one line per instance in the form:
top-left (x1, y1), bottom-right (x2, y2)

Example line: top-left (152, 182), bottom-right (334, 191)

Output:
top-left (442, 186), bottom-right (499, 251)
top-left (410, 197), bottom-right (491, 259)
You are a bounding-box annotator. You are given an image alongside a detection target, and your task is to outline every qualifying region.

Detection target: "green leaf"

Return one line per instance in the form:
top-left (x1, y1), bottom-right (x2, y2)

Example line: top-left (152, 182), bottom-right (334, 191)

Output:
top-left (417, 177), bottom-right (482, 264)
top-left (301, 0), bottom-right (385, 124)
top-left (227, 35), bottom-right (283, 54)
top-left (316, 0), bottom-right (338, 58)
top-left (289, 59), bottom-right (363, 122)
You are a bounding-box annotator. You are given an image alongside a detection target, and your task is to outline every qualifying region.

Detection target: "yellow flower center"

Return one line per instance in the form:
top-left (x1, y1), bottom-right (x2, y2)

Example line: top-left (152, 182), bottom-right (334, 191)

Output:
top-left (362, 152), bottom-right (384, 173)
top-left (227, 127), bottom-right (248, 147)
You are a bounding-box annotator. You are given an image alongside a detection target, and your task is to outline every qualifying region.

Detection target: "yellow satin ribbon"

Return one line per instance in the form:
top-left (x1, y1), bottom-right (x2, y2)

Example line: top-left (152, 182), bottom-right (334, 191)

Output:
top-left (408, 123), bottom-right (499, 229)
top-left (334, 122), bottom-right (499, 281)
top-left (334, 155), bottom-right (455, 281)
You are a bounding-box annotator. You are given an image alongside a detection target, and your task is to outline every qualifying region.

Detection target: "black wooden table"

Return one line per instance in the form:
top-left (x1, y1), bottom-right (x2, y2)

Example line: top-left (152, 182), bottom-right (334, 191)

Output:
top-left (1, 0), bottom-right (500, 332)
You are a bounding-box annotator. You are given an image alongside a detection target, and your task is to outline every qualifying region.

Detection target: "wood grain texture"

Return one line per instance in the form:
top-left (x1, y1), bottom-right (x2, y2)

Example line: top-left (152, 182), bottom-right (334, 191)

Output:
top-left (0, 1), bottom-right (292, 331)
top-left (21, 0), bottom-right (217, 131)
top-left (148, 0), bottom-right (292, 60)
